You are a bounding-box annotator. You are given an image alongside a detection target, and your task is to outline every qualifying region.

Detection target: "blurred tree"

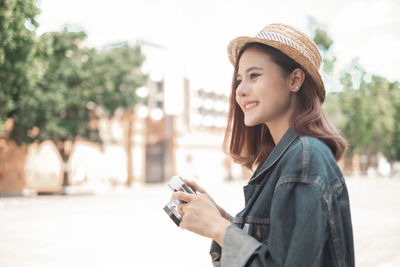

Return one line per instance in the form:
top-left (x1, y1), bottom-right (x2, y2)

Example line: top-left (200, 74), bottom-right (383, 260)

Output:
top-left (33, 29), bottom-right (100, 159)
top-left (0, 0), bottom-right (47, 142)
top-left (89, 44), bottom-right (147, 117)
top-left (338, 66), bottom-right (396, 161)
top-left (312, 25), bottom-right (400, 172)
top-left (88, 44), bottom-right (147, 185)
top-left (1, 0), bottom-right (147, 186)
top-left (313, 27), bottom-right (336, 75)
top-left (34, 31), bottom-right (147, 185)
top-left (312, 27), bottom-right (347, 137)
top-left (391, 81), bottom-right (400, 163)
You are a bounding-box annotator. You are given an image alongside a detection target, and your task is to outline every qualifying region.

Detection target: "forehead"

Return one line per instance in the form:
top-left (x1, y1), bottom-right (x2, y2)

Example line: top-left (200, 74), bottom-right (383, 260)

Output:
top-left (237, 47), bottom-right (272, 72)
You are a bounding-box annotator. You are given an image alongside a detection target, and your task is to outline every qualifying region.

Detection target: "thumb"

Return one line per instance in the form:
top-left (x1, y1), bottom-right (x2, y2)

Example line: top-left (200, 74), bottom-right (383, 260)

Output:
top-left (184, 178), bottom-right (206, 193)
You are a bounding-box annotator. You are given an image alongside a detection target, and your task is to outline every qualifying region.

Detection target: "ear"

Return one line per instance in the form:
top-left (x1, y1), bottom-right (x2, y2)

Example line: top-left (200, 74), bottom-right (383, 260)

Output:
top-left (288, 68), bottom-right (305, 93)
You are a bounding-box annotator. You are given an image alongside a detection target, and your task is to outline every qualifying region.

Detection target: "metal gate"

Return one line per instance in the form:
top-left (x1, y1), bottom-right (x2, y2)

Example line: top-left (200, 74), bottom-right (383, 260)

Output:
top-left (145, 141), bottom-right (166, 183)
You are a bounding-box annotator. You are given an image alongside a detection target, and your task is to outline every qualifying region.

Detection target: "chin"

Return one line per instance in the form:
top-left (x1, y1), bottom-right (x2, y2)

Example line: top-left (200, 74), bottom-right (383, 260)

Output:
top-left (244, 118), bottom-right (262, 127)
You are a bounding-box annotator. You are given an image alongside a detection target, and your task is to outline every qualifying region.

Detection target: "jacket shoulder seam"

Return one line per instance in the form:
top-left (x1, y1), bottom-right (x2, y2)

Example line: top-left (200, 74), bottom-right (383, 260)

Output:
top-left (299, 136), bottom-right (310, 180)
top-left (275, 175), bottom-right (344, 205)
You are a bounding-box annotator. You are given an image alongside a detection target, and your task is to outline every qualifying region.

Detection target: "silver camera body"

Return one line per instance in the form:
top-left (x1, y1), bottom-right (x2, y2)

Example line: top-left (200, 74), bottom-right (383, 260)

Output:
top-left (163, 176), bottom-right (195, 226)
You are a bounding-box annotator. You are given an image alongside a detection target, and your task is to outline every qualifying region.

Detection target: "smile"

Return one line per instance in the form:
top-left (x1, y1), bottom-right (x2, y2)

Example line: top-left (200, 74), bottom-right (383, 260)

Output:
top-left (244, 101), bottom-right (259, 112)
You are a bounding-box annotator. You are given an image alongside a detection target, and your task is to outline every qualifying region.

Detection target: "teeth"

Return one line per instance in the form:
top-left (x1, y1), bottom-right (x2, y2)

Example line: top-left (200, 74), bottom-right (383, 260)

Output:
top-left (245, 102), bottom-right (258, 109)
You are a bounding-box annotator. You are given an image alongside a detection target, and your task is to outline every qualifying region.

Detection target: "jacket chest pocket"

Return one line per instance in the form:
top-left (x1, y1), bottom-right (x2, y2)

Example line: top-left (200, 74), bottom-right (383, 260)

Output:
top-left (234, 216), bottom-right (271, 244)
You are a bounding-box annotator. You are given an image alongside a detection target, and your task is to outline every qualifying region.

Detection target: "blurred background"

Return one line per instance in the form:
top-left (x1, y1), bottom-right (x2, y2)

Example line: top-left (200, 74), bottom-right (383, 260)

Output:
top-left (0, 0), bottom-right (399, 266)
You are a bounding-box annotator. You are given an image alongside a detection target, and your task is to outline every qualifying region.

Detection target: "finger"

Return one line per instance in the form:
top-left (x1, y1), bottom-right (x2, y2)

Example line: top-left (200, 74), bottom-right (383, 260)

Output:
top-left (184, 178), bottom-right (203, 192)
top-left (172, 191), bottom-right (196, 202)
top-left (179, 220), bottom-right (186, 230)
top-left (178, 203), bottom-right (185, 214)
top-left (183, 178), bottom-right (206, 193)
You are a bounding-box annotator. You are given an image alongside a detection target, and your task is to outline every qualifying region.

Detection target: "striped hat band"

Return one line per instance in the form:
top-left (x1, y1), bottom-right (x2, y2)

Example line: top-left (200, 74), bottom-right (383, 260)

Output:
top-left (254, 31), bottom-right (318, 70)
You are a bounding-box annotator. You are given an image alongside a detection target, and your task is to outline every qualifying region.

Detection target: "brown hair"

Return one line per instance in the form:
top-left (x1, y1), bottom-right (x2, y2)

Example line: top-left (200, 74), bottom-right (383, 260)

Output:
top-left (223, 42), bottom-right (347, 170)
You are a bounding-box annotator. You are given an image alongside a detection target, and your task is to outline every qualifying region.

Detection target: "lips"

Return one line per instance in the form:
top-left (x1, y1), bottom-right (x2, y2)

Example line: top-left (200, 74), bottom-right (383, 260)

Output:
top-left (243, 101), bottom-right (259, 112)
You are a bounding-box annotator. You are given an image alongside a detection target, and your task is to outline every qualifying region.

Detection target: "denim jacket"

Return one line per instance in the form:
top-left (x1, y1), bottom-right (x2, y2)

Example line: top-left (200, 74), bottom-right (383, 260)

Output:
top-left (209, 127), bottom-right (355, 267)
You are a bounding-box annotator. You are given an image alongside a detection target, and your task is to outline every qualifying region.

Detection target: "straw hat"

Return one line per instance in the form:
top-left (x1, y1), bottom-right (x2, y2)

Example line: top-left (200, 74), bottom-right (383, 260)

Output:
top-left (227, 23), bottom-right (325, 103)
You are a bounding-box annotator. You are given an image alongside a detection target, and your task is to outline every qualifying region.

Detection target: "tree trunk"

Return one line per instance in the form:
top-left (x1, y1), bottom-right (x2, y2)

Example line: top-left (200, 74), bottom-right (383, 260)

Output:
top-left (125, 112), bottom-right (134, 186)
top-left (56, 140), bottom-right (70, 186)
top-left (0, 139), bottom-right (27, 195)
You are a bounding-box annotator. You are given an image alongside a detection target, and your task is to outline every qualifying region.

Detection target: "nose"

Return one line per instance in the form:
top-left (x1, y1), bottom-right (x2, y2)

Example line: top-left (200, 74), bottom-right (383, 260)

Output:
top-left (236, 82), bottom-right (249, 99)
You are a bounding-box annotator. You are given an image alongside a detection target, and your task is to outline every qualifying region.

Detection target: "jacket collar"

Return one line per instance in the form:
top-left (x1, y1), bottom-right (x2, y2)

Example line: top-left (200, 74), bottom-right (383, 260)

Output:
top-left (249, 126), bottom-right (299, 183)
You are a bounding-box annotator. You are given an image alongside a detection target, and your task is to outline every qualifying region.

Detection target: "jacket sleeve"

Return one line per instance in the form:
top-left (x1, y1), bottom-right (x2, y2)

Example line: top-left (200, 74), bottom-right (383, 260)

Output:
top-left (210, 214), bottom-right (236, 267)
top-left (219, 182), bottom-right (330, 267)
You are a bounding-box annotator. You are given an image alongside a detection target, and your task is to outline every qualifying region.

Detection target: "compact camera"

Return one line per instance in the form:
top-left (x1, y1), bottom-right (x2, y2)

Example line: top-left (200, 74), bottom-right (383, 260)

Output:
top-left (163, 176), bottom-right (195, 226)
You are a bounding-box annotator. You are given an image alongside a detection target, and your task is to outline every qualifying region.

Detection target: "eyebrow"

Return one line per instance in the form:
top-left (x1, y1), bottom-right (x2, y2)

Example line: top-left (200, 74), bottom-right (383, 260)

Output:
top-left (236, 66), bottom-right (263, 79)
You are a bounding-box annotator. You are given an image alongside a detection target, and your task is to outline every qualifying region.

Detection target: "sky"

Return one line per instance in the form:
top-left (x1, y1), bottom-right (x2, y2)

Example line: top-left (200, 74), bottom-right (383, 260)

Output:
top-left (36, 0), bottom-right (400, 94)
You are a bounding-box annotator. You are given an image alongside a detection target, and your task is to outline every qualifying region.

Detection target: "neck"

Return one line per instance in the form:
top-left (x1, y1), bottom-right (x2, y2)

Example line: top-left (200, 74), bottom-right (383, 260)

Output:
top-left (266, 119), bottom-right (290, 145)
top-left (265, 95), bottom-right (296, 145)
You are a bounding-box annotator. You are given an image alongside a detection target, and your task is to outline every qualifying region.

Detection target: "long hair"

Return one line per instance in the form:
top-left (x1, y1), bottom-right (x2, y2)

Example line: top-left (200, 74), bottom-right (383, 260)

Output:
top-left (223, 42), bottom-right (347, 170)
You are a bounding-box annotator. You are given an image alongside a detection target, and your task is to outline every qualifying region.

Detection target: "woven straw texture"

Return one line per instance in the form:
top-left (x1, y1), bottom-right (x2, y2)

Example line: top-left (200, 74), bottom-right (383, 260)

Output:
top-left (227, 23), bottom-right (325, 103)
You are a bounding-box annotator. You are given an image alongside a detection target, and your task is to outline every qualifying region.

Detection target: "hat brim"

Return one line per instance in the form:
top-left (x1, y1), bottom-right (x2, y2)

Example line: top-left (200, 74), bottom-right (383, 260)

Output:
top-left (227, 36), bottom-right (325, 103)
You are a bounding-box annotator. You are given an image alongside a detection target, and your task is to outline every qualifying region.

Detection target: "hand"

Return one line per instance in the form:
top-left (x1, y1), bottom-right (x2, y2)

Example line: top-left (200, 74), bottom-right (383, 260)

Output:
top-left (172, 190), bottom-right (231, 245)
top-left (183, 178), bottom-right (231, 220)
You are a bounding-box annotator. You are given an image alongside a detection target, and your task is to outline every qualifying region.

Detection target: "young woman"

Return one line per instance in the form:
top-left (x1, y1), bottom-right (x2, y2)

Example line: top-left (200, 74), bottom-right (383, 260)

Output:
top-left (172, 23), bottom-right (355, 267)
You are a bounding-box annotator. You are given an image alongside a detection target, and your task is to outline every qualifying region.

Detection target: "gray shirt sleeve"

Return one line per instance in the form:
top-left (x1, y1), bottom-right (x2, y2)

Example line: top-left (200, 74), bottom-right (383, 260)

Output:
top-left (221, 224), bottom-right (263, 266)
top-left (210, 224), bottom-right (262, 267)
top-left (210, 214), bottom-right (236, 266)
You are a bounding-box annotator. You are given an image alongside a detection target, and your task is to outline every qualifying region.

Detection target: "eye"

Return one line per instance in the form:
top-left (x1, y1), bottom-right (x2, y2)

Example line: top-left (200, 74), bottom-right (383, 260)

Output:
top-left (250, 73), bottom-right (260, 79)
top-left (236, 79), bottom-right (242, 85)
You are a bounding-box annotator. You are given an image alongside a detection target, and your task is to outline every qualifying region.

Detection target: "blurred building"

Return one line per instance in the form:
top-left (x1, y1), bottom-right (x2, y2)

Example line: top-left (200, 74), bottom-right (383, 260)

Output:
top-left (0, 38), bottom-right (246, 195)
top-left (101, 38), bottom-right (248, 184)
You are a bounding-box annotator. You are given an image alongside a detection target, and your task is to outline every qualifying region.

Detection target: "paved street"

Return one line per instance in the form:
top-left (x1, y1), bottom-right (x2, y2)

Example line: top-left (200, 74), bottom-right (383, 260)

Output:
top-left (0, 176), bottom-right (399, 267)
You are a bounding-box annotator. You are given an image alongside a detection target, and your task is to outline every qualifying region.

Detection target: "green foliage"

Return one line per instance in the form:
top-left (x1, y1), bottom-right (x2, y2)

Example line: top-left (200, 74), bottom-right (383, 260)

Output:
top-left (339, 68), bottom-right (398, 160)
top-left (313, 27), bottom-right (336, 75)
top-left (33, 29), bottom-right (98, 143)
top-left (0, 0), bottom-right (45, 143)
top-left (88, 44), bottom-right (147, 117)
top-left (0, 1), bottom-right (147, 146)
top-left (29, 30), bottom-right (146, 144)
top-left (313, 26), bottom-right (400, 162)
top-left (392, 82), bottom-right (400, 160)
top-left (313, 28), bottom-right (333, 51)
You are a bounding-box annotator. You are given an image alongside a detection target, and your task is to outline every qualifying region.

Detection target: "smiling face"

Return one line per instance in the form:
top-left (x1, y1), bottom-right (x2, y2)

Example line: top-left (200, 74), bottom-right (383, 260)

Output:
top-left (235, 47), bottom-right (298, 127)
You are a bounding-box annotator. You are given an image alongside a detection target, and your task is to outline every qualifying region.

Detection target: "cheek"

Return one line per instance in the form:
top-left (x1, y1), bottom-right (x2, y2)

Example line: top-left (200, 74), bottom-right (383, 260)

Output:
top-left (258, 79), bottom-right (290, 108)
